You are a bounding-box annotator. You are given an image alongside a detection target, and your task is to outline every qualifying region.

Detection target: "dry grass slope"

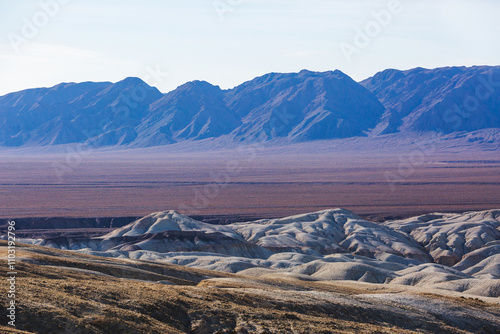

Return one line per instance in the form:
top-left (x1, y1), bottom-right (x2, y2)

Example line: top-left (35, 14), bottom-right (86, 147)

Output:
top-left (1, 241), bottom-right (500, 333)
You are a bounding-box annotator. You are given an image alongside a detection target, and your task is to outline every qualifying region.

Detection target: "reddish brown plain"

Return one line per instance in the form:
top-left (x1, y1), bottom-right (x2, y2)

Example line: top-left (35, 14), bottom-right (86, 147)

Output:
top-left (1, 146), bottom-right (499, 220)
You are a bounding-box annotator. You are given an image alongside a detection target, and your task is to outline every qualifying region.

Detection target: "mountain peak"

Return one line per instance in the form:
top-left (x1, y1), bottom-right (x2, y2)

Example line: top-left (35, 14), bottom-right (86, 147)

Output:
top-left (114, 77), bottom-right (150, 89)
top-left (177, 80), bottom-right (220, 91)
top-left (362, 65), bottom-right (500, 134)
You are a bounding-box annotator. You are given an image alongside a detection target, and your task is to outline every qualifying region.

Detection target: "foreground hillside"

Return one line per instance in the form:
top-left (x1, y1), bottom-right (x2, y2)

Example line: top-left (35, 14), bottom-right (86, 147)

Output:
top-left (1, 240), bottom-right (499, 333)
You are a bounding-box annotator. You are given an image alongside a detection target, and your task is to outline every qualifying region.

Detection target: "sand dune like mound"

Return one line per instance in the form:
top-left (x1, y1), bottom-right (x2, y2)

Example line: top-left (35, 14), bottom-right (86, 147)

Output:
top-left (19, 208), bottom-right (500, 298)
top-left (383, 210), bottom-right (500, 266)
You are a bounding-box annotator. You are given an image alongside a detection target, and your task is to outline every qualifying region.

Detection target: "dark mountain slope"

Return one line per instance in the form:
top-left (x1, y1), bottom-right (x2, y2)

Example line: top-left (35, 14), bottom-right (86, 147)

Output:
top-left (361, 66), bottom-right (500, 135)
top-left (135, 81), bottom-right (241, 145)
top-left (1, 66), bottom-right (499, 148)
top-left (226, 70), bottom-right (386, 141)
top-left (0, 77), bottom-right (162, 147)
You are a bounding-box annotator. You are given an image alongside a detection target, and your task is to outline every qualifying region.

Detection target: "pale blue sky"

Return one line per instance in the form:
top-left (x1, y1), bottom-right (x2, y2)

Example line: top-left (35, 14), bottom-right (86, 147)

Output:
top-left (0, 0), bottom-right (499, 95)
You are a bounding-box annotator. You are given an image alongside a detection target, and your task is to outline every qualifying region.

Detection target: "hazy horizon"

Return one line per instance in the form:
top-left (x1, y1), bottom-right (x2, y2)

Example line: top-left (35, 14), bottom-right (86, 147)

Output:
top-left (1, 0), bottom-right (499, 95)
top-left (2, 64), bottom-right (500, 96)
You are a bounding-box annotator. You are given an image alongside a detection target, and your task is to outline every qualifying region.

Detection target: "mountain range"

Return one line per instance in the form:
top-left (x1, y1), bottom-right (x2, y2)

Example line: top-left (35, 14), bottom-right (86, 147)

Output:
top-left (0, 66), bottom-right (499, 147)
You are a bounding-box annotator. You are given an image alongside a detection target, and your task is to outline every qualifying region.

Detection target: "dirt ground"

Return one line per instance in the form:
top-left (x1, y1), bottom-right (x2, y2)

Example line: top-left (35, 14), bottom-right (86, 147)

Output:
top-left (1, 146), bottom-right (499, 220)
top-left (2, 241), bottom-right (499, 333)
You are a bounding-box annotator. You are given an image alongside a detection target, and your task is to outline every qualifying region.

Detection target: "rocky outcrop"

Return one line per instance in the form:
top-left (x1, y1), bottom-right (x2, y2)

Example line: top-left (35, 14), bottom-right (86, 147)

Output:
top-left (383, 210), bottom-right (500, 266)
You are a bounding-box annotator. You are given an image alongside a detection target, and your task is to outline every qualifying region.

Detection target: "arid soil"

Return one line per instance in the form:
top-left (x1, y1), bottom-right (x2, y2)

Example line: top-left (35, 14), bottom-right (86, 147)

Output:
top-left (1, 241), bottom-right (499, 333)
top-left (1, 147), bottom-right (499, 220)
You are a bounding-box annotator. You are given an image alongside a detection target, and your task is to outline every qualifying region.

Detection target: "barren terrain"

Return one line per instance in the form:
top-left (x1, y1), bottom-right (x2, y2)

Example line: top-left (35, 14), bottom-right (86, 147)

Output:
top-left (1, 241), bottom-right (499, 333)
top-left (2, 138), bottom-right (500, 333)
top-left (1, 140), bottom-right (499, 221)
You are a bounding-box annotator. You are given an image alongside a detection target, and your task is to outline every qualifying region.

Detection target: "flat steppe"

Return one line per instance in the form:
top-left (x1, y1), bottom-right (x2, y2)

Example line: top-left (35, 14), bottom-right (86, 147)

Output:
top-left (0, 138), bottom-right (499, 221)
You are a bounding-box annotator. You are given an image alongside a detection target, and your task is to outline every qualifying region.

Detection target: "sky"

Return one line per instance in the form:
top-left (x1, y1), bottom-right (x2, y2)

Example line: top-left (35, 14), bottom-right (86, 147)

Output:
top-left (0, 0), bottom-right (499, 96)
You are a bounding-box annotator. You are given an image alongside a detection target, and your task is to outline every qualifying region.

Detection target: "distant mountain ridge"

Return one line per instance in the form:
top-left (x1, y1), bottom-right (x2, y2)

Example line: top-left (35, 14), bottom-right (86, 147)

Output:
top-left (1, 66), bottom-right (499, 147)
top-left (361, 66), bottom-right (500, 135)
